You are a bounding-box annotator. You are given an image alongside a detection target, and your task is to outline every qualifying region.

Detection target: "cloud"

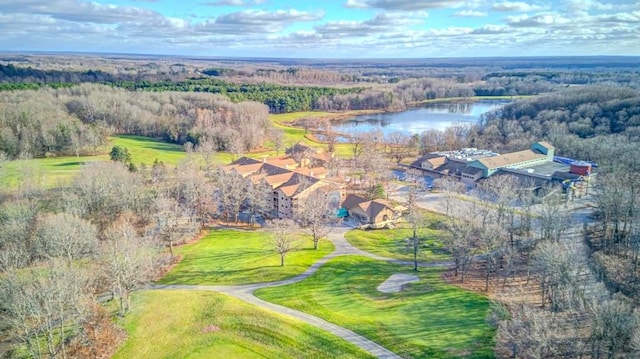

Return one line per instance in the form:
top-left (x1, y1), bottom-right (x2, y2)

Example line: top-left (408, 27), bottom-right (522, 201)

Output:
top-left (313, 12), bottom-right (427, 38)
top-left (344, 0), bottom-right (464, 11)
top-left (0, 0), bottom-right (163, 24)
top-left (197, 9), bottom-right (323, 34)
top-left (201, 0), bottom-right (267, 6)
top-left (471, 24), bottom-right (509, 34)
top-left (506, 13), bottom-right (571, 27)
top-left (492, 1), bottom-right (544, 12)
top-left (453, 10), bottom-right (488, 17)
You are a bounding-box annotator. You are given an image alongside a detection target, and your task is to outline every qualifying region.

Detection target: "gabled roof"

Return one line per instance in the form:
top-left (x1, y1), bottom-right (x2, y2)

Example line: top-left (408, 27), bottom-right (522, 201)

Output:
top-left (536, 141), bottom-right (555, 150)
top-left (477, 150), bottom-right (545, 169)
top-left (276, 174), bottom-right (320, 198)
top-left (410, 153), bottom-right (446, 168)
top-left (264, 172), bottom-right (295, 187)
top-left (231, 157), bottom-right (262, 166)
top-left (342, 194), bottom-right (395, 219)
top-left (342, 194), bottom-right (367, 211)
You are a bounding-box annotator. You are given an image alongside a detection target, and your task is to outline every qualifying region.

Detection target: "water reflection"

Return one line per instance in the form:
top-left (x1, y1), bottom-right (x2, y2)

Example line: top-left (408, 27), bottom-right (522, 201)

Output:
top-left (333, 100), bottom-right (508, 134)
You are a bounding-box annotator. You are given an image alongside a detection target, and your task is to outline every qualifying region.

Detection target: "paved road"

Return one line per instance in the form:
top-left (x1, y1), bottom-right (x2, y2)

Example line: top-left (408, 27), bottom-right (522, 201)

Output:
top-left (153, 226), bottom-right (451, 359)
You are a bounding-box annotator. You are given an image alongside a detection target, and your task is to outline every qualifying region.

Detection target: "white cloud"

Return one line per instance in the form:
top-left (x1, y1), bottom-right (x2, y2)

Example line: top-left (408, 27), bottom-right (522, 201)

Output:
top-left (506, 13), bottom-right (571, 27)
top-left (492, 1), bottom-right (544, 12)
top-left (453, 10), bottom-right (488, 17)
top-left (201, 0), bottom-right (267, 6)
top-left (344, 0), bottom-right (465, 11)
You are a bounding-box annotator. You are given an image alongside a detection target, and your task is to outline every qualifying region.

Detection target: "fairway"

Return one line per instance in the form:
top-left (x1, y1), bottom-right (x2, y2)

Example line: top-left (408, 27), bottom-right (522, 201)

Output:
top-left (113, 290), bottom-right (373, 359)
top-left (255, 256), bottom-right (494, 359)
top-left (0, 135), bottom-right (187, 189)
top-left (159, 228), bottom-right (334, 285)
top-left (345, 221), bottom-right (450, 262)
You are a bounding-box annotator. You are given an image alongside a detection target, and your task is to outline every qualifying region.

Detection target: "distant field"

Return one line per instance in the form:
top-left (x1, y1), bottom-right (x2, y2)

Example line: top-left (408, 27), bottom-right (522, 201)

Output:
top-left (113, 290), bottom-right (373, 359)
top-left (159, 228), bottom-right (334, 285)
top-left (255, 256), bottom-right (494, 359)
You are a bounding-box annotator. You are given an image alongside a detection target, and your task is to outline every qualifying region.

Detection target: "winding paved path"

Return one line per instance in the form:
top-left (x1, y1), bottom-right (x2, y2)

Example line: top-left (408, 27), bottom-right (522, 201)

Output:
top-left (154, 225), bottom-right (452, 359)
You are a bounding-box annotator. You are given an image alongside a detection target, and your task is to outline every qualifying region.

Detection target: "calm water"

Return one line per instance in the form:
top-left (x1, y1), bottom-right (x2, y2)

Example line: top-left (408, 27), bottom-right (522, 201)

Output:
top-left (333, 100), bottom-right (508, 135)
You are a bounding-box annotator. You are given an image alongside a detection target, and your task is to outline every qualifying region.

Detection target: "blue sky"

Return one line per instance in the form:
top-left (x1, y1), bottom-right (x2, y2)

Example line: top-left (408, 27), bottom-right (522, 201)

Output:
top-left (1, 0), bottom-right (638, 58)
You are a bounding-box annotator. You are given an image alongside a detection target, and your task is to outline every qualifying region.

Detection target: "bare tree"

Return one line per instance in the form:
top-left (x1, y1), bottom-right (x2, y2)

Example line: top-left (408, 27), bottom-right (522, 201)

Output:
top-left (386, 131), bottom-right (415, 164)
top-left (271, 128), bottom-right (285, 156)
top-left (496, 303), bottom-right (560, 359)
top-left (33, 212), bottom-right (99, 264)
top-left (588, 298), bottom-right (640, 359)
top-left (267, 219), bottom-right (297, 266)
top-left (534, 240), bottom-right (587, 312)
top-left (215, 168), bottom-right (248, 224)
top-left (478, 224), bottom-right (507, 292)
top-left (0, 262), bottom-right (93, 359)
top-left (404, 182), bottom-right (424, 271)
top-left (538, 193), bottom-right (573, 242)
top-left (433, 175), bottom-right (465, 217)
top-left (244, 179), bottom-right (272, 226)
top-left (443, 200), bottom-right (479, 282)
top-left (296, 190), bottom-right (334, 250)
top-left (102, 215), bottom-right (161, 316)
top-left (157, 195), bottom-right (199, 257)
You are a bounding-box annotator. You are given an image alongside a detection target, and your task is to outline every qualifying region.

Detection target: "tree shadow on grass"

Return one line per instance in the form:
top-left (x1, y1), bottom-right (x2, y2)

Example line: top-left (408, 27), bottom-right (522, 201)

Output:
top-left (53, 161), bottom-right (85, 167)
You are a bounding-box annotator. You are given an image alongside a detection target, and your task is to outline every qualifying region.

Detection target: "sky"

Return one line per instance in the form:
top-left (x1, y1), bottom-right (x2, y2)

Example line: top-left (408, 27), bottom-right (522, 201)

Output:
top-left (0, 0), bottom-right (639, 58)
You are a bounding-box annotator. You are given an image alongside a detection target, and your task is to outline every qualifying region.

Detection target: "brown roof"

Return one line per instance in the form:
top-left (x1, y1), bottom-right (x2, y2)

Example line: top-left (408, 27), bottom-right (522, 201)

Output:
top-left (477, 150), bottom-right (545, 169)
top-left (410, 153), bottom-right (446, 168)
top-left (264, 172), bottom-right (295, 187)
top-left (426, 157), bottom-right (447, 168)
top-left (267, 157), bottom-right (297, 169)
top-left (342, 194), bottom-right (394, 219)
top-left (293, 167), bottom-right (328, 177)
top-left (278, 184), bottom-right (300, 197)
top-left (342, 194), bottom-right (367, 211)
top-left (231, 163), bottom-right (265, 176)
top-left (231, 157), bottom-right (262, 166)
top-left (536, 141), bottom-right (555, 150)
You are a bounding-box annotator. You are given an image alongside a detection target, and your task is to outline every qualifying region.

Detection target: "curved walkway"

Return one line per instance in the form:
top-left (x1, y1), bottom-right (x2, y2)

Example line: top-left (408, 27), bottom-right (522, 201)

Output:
top-left (153, 225), bottom-right (452, 359)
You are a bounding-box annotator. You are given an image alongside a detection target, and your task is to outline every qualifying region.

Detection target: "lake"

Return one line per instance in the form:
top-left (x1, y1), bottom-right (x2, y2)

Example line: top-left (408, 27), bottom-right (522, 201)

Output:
top-left (333, 100), bottom-right (508, 135)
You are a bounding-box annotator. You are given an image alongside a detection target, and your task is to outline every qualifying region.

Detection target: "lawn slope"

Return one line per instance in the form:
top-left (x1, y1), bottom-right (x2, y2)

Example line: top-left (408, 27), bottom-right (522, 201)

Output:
top-left (255, 256), bottom-right (494, 359)
top-left (113, 290), bottom-right (373, 359)
top-left (159, 228), bottom-right (334, 285)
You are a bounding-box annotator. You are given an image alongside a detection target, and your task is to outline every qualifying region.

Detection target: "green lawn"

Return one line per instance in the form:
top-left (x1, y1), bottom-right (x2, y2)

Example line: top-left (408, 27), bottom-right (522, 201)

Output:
top-left (111, 135), bottom-right (186, 165)
top-left (255, 256), bottom-right (494, 359)
top-left (0, 135), bottom-right (187, 189)
top-left (345, 216), bottom-right (450, 262)
top-left (159, 228), bottom-right (334, 285)
top-left (113, 290), bottom-right (373, 359)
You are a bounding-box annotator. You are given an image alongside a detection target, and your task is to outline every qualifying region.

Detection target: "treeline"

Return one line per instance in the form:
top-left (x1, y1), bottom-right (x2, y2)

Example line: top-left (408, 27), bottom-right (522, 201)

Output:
top-left (0, 84), bottom-right (272, 159)
top-left (112, 78), bottom-right (362, 113)
top-left (0, 64), bottom-right (117, 83)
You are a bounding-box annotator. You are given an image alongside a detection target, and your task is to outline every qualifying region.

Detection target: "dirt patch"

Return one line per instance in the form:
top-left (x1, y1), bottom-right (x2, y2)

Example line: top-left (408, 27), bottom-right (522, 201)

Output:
top-left (442, 260), bottom-right (543, 306)
top-left (377, 273), bottom-right (419, 293)
top-left (202, 324), bottom-right (221, 333)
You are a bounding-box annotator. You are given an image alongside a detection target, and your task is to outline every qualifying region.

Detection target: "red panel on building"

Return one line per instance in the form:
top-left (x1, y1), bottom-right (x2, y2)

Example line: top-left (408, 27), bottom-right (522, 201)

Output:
top-left (570, 161), bottom-right (592, 176)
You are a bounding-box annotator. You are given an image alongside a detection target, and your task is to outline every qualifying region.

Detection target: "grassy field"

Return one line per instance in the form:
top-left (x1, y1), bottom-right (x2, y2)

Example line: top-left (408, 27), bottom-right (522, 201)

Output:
top-left (0, 135), bottom-right (187, 189)
top-left (345, 214), bottom-right (450, 261)
top-left (159, 228), bottom-right (334, 285)
top-left (255, 256), bottom-right (494, 359)
top-left (113, 290), bottom-right (373, 359)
